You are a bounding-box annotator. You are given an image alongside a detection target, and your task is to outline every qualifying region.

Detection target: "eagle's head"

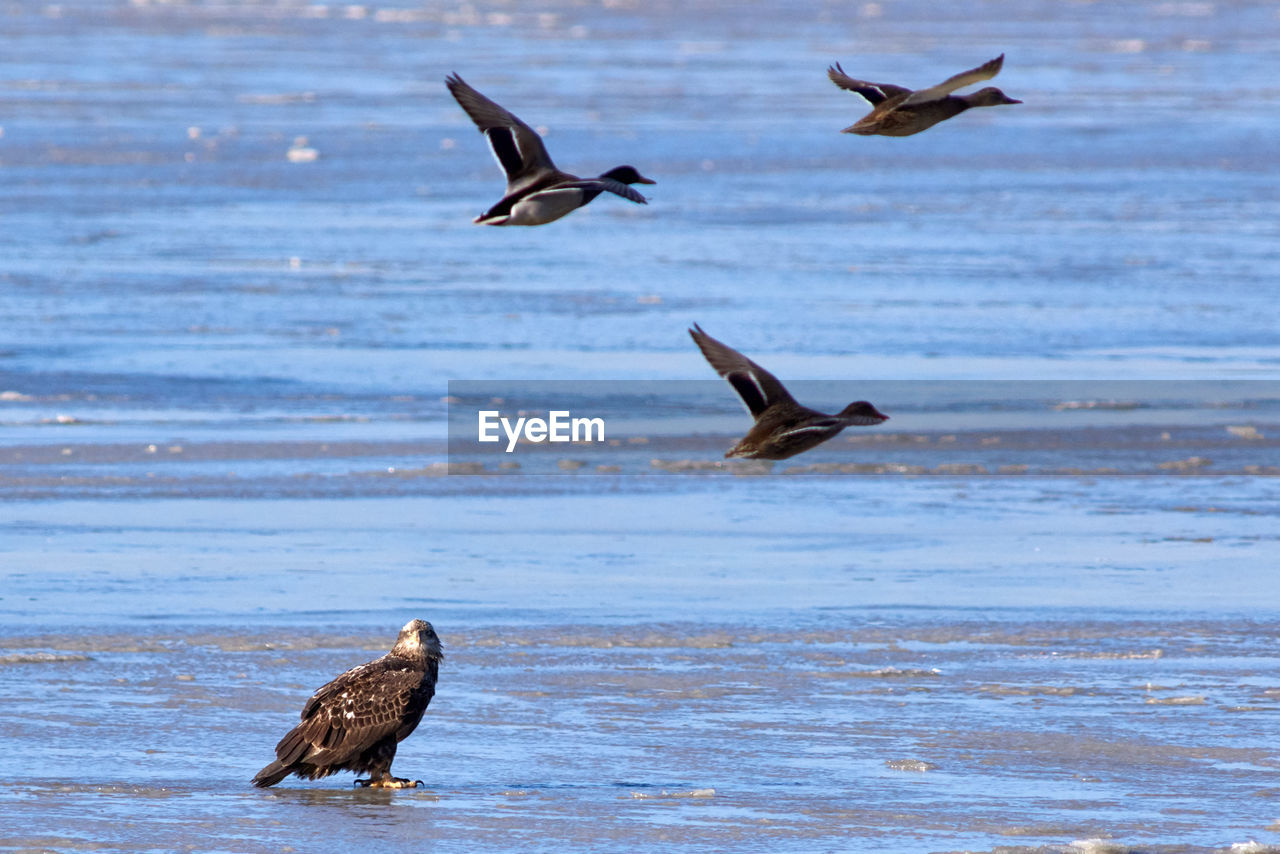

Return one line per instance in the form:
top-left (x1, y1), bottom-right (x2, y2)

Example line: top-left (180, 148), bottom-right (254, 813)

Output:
top-left (393, 618), bottom-right (444, 662)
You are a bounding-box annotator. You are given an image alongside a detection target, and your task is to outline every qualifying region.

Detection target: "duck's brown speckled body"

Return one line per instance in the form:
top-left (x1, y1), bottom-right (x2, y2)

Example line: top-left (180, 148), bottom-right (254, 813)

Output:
top-left (689, 324), bottom-right (888, 461)
top-left (828, 54), bottom-right (1020, 137)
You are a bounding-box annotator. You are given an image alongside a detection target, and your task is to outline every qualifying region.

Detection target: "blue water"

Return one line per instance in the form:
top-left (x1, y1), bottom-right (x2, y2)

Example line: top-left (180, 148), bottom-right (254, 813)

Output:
top-left (2, 0), bottom-right (1280, 851)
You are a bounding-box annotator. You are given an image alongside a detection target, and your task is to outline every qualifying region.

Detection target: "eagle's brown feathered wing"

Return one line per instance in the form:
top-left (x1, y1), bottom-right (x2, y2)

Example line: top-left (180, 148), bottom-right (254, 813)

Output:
top-left (252, 655), bottom-right (437, 787)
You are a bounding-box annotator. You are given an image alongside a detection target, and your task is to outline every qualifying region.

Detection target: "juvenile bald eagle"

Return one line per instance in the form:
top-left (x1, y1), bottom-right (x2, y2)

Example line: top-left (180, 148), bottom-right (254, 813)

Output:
top-left (252, 619), bottom-right (443, 789)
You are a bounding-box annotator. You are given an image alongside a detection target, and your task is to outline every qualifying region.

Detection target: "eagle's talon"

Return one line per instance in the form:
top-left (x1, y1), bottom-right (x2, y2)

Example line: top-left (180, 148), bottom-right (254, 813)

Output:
top-left (356, 776), bottom-right (420, 789)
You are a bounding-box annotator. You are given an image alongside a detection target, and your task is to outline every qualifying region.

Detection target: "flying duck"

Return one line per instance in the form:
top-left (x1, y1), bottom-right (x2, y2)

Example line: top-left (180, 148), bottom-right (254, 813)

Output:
top-left (445, 73), bottom-right (655, 226)
top-left (828, 54), bottom-right (1020, 137)
top-left (689, 324), bottom-right (888, 461)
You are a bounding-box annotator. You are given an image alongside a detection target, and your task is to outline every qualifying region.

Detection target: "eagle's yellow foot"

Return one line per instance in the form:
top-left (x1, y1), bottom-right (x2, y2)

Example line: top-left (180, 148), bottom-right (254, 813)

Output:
top-left (355, 777), bottom-right (422, 789)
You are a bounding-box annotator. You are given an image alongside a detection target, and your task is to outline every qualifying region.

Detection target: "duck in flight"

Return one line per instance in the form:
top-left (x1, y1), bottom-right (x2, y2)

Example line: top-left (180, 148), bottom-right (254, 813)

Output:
top-left (689, 324), bottom-right (888, 461)
top-left (828, 54), bottom-right (1020, 137)
top-left (445, 73), bottom-right (655, 226)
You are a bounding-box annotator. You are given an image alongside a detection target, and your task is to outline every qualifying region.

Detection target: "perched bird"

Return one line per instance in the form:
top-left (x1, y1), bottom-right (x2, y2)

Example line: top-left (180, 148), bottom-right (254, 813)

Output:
top-left (445, 73), bottom-right (655, 225)
top-left (827, 54), bottom-right (1020, 137)
top-left (689, 324), bottom-right (888, 461)
top-left (252, 619), bottom-right (444, 789)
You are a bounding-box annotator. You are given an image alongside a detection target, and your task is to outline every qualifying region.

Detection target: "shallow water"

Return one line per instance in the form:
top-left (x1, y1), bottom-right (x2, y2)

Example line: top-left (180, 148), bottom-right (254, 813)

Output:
top-left (5, 611), bottom-right (1280, 852)
top-left (2, 0), bottom-right (1280, 851)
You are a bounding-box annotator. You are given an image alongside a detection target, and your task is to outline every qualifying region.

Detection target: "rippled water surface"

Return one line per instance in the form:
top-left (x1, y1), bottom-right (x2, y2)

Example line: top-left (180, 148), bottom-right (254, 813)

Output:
top-left (2, 0), bottom-right (1279, 851)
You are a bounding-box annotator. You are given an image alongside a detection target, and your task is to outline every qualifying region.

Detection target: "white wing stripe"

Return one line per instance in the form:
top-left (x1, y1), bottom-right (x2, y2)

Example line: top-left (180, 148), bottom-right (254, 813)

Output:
top-left (775, 423), bottom-right (840, 439)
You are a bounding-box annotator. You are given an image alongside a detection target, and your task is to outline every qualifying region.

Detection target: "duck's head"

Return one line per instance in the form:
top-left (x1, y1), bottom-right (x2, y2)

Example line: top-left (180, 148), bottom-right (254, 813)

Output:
top-left (602, 165), bottom-right (657, 185)
top-left (838, 401), bottom-right (889, 425)
top-left (969, 87), bottom-right (1021, 107)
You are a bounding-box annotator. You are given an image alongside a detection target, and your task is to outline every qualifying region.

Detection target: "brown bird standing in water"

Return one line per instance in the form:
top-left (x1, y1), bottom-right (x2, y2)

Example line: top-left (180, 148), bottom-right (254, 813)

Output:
top-left (828, 54), bottom-right (1020, 137)
top-left (252, 619), bottom-right (443, 789)
top-left (689, 324), bottom-right (888, 461)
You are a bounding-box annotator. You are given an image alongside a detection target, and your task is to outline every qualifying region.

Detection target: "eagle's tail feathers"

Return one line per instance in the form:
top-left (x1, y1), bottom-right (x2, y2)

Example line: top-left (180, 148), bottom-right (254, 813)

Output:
top-left (251, 760), bottom-right (291, 788)
top-left (275, 726), bottom-right (313, 766)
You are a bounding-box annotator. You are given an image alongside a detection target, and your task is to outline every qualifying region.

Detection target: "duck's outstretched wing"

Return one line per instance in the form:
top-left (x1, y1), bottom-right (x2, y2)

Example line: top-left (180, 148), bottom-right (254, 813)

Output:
top-left (446, 73), bottom-right (559, 189)
top-left (555, 176), bottom-right (650, 205)
top-left (689, 324), bottom-right (798, 418)
top-left (827, 62), bottom-right (911, 105)
top-left (901, 54), bottom-right (1004, 105)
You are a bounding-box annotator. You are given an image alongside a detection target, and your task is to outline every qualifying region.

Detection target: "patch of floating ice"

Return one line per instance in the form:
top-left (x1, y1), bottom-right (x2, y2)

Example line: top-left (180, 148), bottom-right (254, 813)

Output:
top-left (0, 652), bottom-right (92, 665)
top-left (237, 92), bottom-right (316, 104)
top-left (629, 788), bottom-right (714, 800)
top-left (1229, 842), bottom-right (1277, 854)
top-left (1110, 38), bottom-right (1146, 52)
top-left (1145, 695), bottom-right (1206, 705)
top-left (1227, 425), bottom-right (1263, 440)
top-left (650, 458), bottom-right (772, 475)
top-left (863, 666), bottom-right (940, 678)
top-left (1069, 839), bottom-right (1129, 853)
top-left (1054, 400), bottom-right (1141, 410)
top-left (287, 136), bottom-right (319, 162)
top-left (978, 683), bottom-right (1077, 696)
top-left (376, 8), bottom-right (424, 21)
top-left (1070, 649), bottom-right (1162, 660)
top-left (885, 759), bottom-right (937, 772)
top-left (1158, 456), bottom-right (1212, 471)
